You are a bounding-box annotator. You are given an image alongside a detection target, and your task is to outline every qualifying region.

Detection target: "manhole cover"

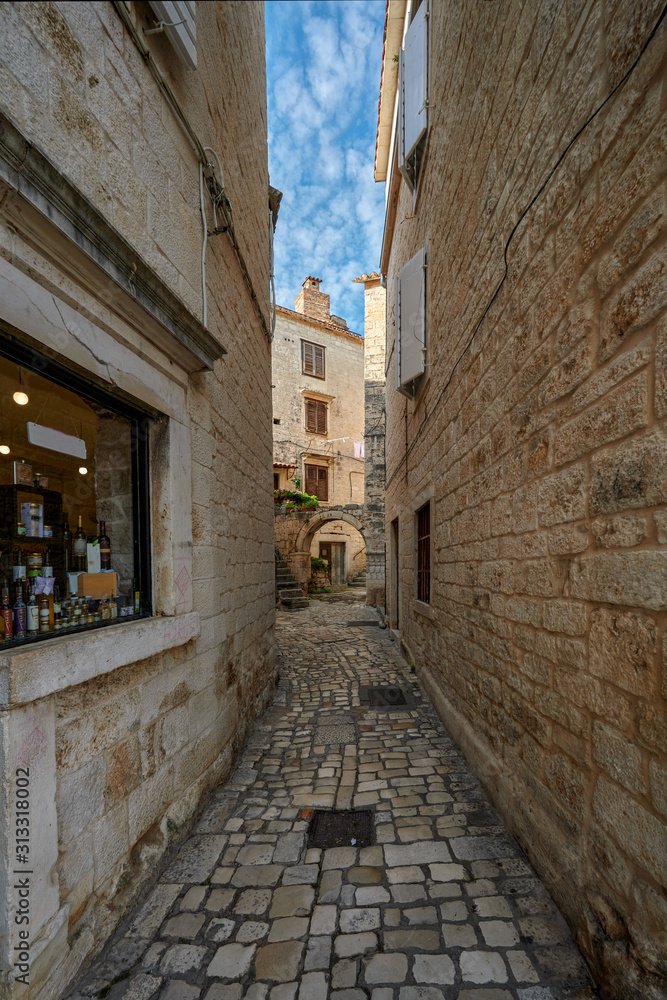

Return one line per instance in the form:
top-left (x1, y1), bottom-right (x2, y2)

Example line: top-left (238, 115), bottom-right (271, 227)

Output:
top-left (308, 809), bottom-right (374, 848)
top-left (315, 724), bottom-right (356, 744)
top-left (347, 620), bottom-right (380, 627)
top-left (360, 685), bottom-right (415, 708)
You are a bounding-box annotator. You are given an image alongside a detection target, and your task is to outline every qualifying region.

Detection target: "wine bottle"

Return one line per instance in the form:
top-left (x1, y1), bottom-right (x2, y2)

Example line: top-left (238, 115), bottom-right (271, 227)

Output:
top-left (73, 515), bottom-right (87, 572)
top-left (42, 548), bottom-right (53, 578)
top-left (13, 587), bottom-right (26, 641)
top-left (98, 521), bottom-right (111, 570)
top-left (1, 586), bottom-right (12, 639)
top-left (62, 515), bottom-right (72, 574)
top-left (12, 548), bottom-right (26, 583)
top-left (26, 586), bottom-right (39, 635)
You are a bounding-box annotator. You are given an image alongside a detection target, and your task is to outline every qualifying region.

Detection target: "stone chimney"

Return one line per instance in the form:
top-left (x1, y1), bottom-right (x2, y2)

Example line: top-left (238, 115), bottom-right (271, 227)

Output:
top-left (295, 277), bottom-right (330, 323)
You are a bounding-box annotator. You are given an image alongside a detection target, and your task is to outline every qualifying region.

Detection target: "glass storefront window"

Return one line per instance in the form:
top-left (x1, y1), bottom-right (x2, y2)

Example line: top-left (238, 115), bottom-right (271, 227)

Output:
top-left (0, 337), bottom-right (151, 647)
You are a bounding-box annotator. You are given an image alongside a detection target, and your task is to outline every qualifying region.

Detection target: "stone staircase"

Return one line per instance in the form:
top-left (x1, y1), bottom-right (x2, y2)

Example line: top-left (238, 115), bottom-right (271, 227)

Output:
top-left (275, 555), bottom-right (309, 610)
top-left (350, 570), bottom-right (367, 587)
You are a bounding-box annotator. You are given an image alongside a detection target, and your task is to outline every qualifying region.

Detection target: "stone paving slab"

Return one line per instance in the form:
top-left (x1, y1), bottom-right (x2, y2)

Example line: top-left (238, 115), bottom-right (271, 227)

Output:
top-left (65, 602), bottom-right (597, 1000)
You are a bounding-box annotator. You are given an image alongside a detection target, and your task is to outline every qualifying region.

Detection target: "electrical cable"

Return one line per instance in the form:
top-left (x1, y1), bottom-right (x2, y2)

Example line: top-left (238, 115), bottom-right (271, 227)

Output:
top-left (385, 1), bottom-right (667, 490)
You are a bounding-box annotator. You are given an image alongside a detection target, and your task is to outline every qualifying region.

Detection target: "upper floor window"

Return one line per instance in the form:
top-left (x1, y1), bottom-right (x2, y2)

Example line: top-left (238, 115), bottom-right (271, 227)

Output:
top-left (305, 398), bottom-right (327, 436)
top-left (396, 247), bottom-right (427, 397)
top-left (302, 340), bottom-right (325, 379)
top-left (148, 1), bottom-right (197, 69)
top-left (398, 0), bottom-right (429, 192)
top-left (416, 501), bottom-right (431, 604)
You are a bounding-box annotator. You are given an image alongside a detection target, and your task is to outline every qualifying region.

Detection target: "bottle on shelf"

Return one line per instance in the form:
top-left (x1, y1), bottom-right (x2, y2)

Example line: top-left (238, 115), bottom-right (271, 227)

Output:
top-left (38, 593), bottom-right (50, 634)
top-left (53, 586), bottom-right (61, 631)
top-left (73, 515), bottom-right (87, 573)
top-left (13, 586), bottom-right (26, 641)
top-left (26, 586), bottom-right (39, 635)
top-left (98, 521), bottom-right (111, 570)
top-left (42, 548), bottom-right (53, 578)
top-left (62, 514), bottom-right (72, 574)
top-left (27, 550), bottom-right (42, 581)
top-left (0, 584), bottom-right (11, 640)
top-left (12, 548), bottom-right (26, 584)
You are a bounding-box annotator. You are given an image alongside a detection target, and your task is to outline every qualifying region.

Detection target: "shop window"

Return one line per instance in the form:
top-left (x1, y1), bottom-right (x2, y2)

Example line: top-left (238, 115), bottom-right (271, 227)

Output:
top-left (416, 501), bottom-right (430, 604)
top-left (305, 398), bottom-right (327, 435)
top-left (302, 340), bottom-right (325, 379)
top-left (305, 464), bottom-right (328, 502)
top-left (0, 338), bottom-right (151, 647)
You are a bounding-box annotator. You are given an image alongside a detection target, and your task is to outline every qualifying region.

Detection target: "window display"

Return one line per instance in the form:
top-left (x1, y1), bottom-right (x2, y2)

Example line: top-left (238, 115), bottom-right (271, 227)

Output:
top-left (0, 339), bottom-right (151, 647)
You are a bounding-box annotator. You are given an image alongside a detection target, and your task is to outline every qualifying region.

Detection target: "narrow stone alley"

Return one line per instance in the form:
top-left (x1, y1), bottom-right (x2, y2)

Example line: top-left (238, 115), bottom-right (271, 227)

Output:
top-left (67, 602), bottom-right (597, 1000)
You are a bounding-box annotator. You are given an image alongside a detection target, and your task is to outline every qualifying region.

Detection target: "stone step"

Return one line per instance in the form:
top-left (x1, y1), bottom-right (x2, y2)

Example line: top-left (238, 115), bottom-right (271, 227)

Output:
top-left (279, 588), bottom-right (304, 600)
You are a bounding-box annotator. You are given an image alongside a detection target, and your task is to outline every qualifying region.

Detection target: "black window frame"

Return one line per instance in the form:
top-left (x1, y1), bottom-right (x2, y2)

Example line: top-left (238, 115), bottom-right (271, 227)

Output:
top-left (0, 331), bottom-right (153, 636)
top-left (416, 501), bottom-right (430, 604)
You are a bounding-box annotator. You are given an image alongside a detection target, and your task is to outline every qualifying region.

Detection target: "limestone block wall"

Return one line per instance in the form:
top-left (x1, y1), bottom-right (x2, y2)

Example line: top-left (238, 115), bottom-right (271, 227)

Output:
top-left (0, 3), bottom-right (275, 997)
top-left (355, 274), bottom-right (387, 610)
top-left (272, 305), bottom-right (365, 507)
top-left (382, 2), bottom-right (667, 996)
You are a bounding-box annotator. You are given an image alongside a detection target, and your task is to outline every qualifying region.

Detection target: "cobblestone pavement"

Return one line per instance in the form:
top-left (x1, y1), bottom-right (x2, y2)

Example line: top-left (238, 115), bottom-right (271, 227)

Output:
top-left (68, 602), bottom-right (597, 1000)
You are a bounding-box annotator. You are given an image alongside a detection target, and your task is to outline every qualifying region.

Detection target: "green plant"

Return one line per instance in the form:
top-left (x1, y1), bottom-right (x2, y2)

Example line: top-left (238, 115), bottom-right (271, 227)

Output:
top-left (274, 488), bottom-right (319, 510)
top-left (311, 556), bottom-right (327, 571)
top-left (290, 476), bottom-right (301, 490)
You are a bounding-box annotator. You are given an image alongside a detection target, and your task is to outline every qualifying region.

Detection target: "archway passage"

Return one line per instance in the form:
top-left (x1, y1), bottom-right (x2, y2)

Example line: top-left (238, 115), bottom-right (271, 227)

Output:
top-left (300, 511), bottom-right (367, 587)
top-left (275, 505), bottom-right (385, 609)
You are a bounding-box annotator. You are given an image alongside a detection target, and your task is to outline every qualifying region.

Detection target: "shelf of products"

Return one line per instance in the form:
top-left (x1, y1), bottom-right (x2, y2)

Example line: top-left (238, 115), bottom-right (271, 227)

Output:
top-left (0, 345), bottom-right (151, 648)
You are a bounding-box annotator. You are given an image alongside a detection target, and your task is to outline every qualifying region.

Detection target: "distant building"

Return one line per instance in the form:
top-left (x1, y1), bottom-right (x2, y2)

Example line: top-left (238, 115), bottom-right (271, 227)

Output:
top-left (272, 278), bottom-right (366, 584)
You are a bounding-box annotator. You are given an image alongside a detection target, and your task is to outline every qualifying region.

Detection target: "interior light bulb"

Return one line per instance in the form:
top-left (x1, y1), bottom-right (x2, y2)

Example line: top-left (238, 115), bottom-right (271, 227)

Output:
top-left (78, 466), bottom-right (88, 475)
top-left (0, 445), bottom-right (9, 455)
top-left (13, 391), bottom-right (29, 406)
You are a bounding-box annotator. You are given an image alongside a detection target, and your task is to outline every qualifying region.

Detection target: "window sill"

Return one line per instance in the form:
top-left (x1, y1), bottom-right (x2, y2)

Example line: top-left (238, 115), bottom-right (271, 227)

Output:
top-left (413, 600), bottom-right (433, 619)
top-left (0, 612), bottom-right (200, 708)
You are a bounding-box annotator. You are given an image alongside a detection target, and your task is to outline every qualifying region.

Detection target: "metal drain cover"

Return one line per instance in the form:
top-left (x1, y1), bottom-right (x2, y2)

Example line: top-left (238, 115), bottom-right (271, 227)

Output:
top-left (360, 685), bottom-right (415, 708)
top-left (347, 620), bottom-right (379, 627)
top-left (308, 809), bottom-right (374, 848)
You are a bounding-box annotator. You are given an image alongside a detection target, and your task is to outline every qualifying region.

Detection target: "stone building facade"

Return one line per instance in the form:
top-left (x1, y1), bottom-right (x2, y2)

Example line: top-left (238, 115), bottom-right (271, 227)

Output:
top-left (272, 279), bottom-right (366, 584)
top-left (377, 2), bottom-right (667, 997)
top-left (0, 4), bottom-right (275, 998)
top-left (354, 272), bottom-right (387, 610)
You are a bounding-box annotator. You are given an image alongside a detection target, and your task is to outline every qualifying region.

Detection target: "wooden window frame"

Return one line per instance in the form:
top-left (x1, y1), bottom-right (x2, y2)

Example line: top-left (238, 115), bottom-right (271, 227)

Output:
top-left (304, 397), bottom-right (327, 436)
top-left (305, 463), bottom-right (329, 502)
top-left (301, 340), bottom-right (326, 379)
top-left (416, 501), bottom-right (430, 605)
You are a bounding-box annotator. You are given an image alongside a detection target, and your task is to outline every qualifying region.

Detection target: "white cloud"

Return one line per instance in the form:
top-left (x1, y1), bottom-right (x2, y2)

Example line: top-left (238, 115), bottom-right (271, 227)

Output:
top-left (267, 0), bottom-right (385, 335)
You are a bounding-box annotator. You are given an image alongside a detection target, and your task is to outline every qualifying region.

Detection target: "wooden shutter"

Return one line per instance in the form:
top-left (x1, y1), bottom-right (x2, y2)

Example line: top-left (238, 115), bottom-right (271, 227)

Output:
top-left (314, 345), bottom-right (325, 378)
top-left (305, 465), bottom-right (318, 495)
top-left (305, 399), bottom-right (327, 435)
top-left (305, 464), bottom-right (328, 501)
top-left (302, 341), bottom-right (325, 378)
top-left (317, 466), bottom-right (329, 501)
top-left (302, 341), bottom-right (315, 375)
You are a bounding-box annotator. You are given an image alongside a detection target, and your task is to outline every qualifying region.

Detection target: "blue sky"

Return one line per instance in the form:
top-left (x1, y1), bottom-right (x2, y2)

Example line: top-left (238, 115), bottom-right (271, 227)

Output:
top-left (266, 0), bottom-right (386, 336)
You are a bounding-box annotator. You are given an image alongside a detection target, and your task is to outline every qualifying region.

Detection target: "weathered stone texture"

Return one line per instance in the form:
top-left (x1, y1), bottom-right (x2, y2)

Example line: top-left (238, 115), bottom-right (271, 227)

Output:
top-left (382, 3), bottom-right (667, 997)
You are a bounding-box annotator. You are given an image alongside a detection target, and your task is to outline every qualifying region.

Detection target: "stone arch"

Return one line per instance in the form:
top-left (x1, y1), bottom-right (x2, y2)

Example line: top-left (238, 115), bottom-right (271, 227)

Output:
top-left (295, 507), bottom-right (370, 553)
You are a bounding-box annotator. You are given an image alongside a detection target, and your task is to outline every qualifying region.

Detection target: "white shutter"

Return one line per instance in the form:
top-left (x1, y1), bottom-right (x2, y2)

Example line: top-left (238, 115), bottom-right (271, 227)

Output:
top-left (149, 1), bottom-right (197, 70)
top-left (396, 247), bottom-right (426, 395)
top-left (403, 1), bottom-right (428, 161)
